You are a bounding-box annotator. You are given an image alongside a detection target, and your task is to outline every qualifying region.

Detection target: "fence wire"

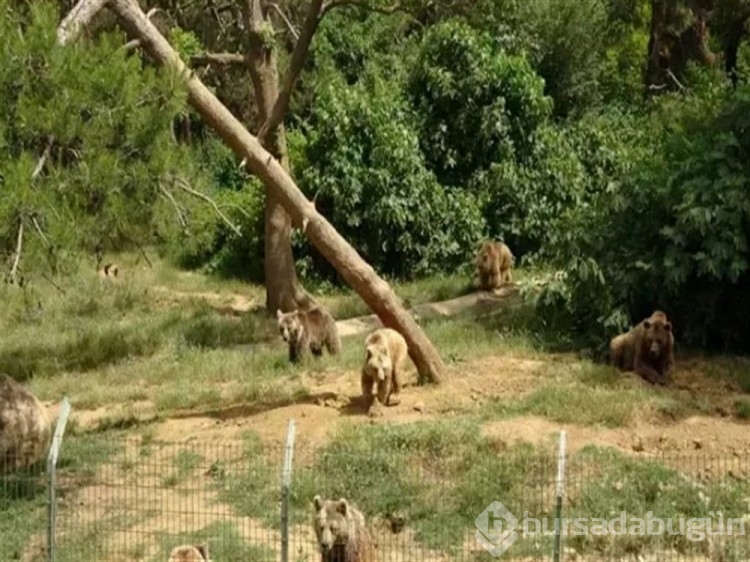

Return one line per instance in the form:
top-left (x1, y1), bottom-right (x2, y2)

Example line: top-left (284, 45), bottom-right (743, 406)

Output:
top-left (3, 427), bottom-right (750, 562)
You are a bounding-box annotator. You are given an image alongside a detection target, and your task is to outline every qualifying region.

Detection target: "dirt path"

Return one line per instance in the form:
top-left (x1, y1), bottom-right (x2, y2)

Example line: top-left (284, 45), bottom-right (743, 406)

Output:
top-left (152, 282), bottom-right (522, 339)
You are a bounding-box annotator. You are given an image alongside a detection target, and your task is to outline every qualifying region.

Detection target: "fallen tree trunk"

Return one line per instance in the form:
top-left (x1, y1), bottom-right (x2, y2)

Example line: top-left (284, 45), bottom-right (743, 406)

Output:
top-left (106, 0), bottom-right (447, 384)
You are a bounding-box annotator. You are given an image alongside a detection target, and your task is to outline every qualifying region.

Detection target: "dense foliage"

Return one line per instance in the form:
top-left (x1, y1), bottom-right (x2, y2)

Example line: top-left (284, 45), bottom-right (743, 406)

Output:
top-left (5, 0), bottom-right (750, 353)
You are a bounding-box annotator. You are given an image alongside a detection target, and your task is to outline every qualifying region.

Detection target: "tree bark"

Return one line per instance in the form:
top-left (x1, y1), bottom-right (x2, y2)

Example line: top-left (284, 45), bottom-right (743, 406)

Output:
top-left (57, 0), bottom-right (110, 44)
top-left (107, 0), bottom-right (447, 383)
top-left (645, 0), bottom-right (718, 94)
top-left (243, 0), bottom-right (316, 314)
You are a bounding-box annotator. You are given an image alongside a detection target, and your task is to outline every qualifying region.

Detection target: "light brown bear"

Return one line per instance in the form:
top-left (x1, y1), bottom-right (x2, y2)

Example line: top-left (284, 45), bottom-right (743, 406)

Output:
top-left (0, 374), bottom-right (51, 474)
top-left (277, 306), bottom-right (341, 363)
top-left (167, 543), bottom-right (210, 562)
top-left (609, 310), bottom-right (675, 385)
top-left (361, 328), bottom-right (408, 416)
top-left (313, 495), bottom-right (374, 562)
top-left (474, 240), bottom-right (514, 291)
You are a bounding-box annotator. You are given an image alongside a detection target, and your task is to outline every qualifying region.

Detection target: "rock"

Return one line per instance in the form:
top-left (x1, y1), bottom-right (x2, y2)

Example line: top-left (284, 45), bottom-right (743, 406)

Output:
top-left (413, 401), bottom-right (425, 413)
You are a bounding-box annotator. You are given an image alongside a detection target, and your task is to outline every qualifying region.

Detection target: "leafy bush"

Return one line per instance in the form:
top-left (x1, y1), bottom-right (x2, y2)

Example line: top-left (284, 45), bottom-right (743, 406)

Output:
top-left (0, 0), bottom-right (213, 279)
top-left (536, 83), bottom-right (750, 354)
top-left (157, 138), bottom-right (265, 281)
top-left (472, 125), bottom-right (587, 258)
top-left (290, 72), bottom-right (485, 280)
top-left (407, 19), bottom-right (553, 187)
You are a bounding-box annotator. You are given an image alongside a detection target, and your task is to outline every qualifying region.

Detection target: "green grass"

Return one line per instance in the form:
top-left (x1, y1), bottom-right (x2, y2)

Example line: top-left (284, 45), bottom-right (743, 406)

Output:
top-left (0, 431), bottom-right (124, 561)
top-left (162, 450), bottom-right (204, 488)
top-left (222, 419), bottom-right (750, 558)
top-left (565, 446), bottom-right (750, 558)
top-left (154, 521), bottom-right (275, 562)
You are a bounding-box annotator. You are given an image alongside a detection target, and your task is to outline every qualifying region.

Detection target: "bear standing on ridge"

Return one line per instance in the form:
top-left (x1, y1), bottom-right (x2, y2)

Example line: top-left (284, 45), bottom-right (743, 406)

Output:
top-left (313, 495), bottom-right (374, 562)
top-left (277, 307), bottom-right (342, 363)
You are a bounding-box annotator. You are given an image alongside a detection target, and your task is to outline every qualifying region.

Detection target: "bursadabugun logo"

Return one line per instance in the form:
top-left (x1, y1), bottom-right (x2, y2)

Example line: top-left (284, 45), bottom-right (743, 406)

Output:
top-left (475, 501), bottom-right (519, 557)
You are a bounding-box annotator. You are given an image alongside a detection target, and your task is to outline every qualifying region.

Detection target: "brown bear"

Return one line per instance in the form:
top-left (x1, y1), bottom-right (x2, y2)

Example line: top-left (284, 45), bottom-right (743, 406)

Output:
top-left (474, 240), bottom-right (514, 291)
top-left (313, 495), bottom-right (374, 562)
top-left (361, 328), bottom-right (408, 416)
top-left (277, 306), bottom-right (341, 363)
top-left (609, 310), bottom-right (675, 385)
top-left (167, 543), bottom-right (210, 561)
top-left (0, 374), bottom-right (51, 475)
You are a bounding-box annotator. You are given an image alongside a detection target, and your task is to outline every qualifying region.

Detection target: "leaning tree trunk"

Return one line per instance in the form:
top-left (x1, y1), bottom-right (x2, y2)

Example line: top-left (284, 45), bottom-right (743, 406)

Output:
top-left (107, 0), bottom-right (447, 384)
top-left (243, 2), bottom-right (316, 313)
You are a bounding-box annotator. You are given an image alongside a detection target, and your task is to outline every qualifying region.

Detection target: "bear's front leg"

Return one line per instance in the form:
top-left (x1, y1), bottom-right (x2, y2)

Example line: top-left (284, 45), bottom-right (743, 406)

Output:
top-left (376, 376), bottom-right (392, 407)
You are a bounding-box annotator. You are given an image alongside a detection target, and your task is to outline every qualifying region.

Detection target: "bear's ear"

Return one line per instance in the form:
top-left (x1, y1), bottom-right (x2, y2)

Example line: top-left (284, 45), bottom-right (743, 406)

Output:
top-left (276, 309), bottom-right (283, 319)
top-left (314, 495), bottom-right (324, 511)
top-left (337, 498), bottom-right (349, 516)
top-left (665, 321), bottom-right (672, 332)
top-left (643, 320), bottom-right (651, 329)
top-left (196, 543), bottom-right (209, 560)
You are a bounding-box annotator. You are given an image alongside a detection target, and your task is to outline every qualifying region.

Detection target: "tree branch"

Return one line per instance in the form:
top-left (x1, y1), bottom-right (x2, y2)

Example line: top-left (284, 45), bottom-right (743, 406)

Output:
top-left (666, 68), bottom-right (688, 92)
top-left (321, 0), bottom-right (406, 16)
top-left (159, 183), bottom-right (189, 230)
top-left (9, 222), bottom-right (24, 285)
top-left (267, 2), bottom-right (299, 40)
top-left (57, 0), bottom-right (110, 45)
top-left (190, 52), bottom-right (248, 65)
top-left (31, 217), bottom-right (51, 246)
top-left (119, 8), bottom-right (163, 50)
top-left (168, 175), bottom-right (242, 237)
top-left (31, 140), bottom-right (52, 181)
top-left (257, 0), bottom-right (324, 144)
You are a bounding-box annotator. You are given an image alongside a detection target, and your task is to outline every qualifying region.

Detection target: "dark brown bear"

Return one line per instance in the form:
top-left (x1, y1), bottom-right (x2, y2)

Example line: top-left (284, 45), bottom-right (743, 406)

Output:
top-left (277, 307), bottom-right (341, 363)
top-left (609, 310), bottom-right (675, 385)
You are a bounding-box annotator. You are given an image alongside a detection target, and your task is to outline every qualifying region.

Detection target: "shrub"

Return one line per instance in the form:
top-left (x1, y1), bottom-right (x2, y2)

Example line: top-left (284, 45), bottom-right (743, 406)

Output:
top-left (290, 72), bottom-right (485, 280)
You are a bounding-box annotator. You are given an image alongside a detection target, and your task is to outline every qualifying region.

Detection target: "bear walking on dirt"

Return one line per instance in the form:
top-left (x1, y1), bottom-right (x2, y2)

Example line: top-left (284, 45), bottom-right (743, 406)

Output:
top-left (167, 543), bottom-right (210, 561)
top-left (277, 307), bottom-right (342, 363)
top-left (0, 374), bottom-right (51, 475)
top-left (474, 240), bottom-right (514, 291)
top-left (313, 495), bottom-right (374, 562)
top-left (609, 310), bottom-right (675, 385)
top-left (361, 328), bottom-right (408, 416)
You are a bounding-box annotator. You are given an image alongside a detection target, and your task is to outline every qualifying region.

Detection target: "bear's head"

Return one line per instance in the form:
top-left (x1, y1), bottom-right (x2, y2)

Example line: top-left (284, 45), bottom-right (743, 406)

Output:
top-left (641, 311), bottom-right (673, 360)
top-left (277, 309), bottom-right (303, 343)
top-left (364, 344), bottom-right (391, 382)
top-left (167, 543), bottom-right (209, 561)
top-left (475, 242), bottom-right (500, 274)
top-left (313, 495), bottom-right (355, 553)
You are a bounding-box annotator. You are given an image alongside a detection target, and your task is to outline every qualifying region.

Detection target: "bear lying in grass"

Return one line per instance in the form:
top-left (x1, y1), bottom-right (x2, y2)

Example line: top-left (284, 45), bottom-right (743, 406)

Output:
top-left (609, 310), bottom-right (675, 385)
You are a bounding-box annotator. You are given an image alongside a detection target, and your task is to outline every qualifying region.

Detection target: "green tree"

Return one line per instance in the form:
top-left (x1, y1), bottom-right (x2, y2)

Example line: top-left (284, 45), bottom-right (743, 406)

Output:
top-left (407, 20), bottom-right (552, 188)
top-left (0, 0), bottom-right (214, 282)
top-left (291, 72), bottom-right (485, 280)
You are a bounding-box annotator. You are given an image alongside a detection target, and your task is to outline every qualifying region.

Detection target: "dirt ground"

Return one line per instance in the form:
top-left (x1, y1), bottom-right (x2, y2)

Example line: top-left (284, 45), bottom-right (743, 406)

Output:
top-left (35, 287), bottom-right (750, 562)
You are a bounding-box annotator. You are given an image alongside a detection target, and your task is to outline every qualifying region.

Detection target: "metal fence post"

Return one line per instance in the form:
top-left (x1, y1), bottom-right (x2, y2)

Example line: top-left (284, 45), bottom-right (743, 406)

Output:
top-left (553, 430), bottom-right (567, 562)
top-left (47, 397), bottom-right (71, 562)
top-left (280, 419), bottom-right (296, 562)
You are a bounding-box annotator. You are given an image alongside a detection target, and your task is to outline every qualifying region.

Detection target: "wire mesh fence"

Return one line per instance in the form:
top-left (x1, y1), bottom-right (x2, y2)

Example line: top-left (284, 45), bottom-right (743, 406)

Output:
top-left (3, 417), bottom-right (750, 562)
